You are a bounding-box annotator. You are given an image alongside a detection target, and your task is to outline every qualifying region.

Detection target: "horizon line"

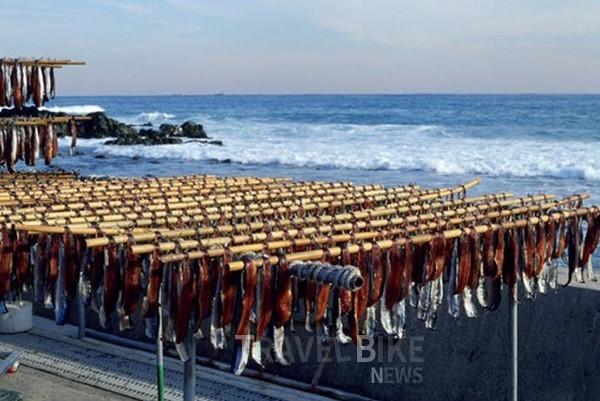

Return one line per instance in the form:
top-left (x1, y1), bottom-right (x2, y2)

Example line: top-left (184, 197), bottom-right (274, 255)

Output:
top-left (56, 92), bottom-right (600, 97)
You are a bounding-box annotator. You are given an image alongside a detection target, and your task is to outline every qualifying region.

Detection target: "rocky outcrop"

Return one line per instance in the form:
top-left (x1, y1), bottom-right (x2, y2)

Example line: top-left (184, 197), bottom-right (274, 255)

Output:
top-left (76, 112), bottom-right (137, 139)
top-left (104, 120), bottom-right (212, 146)
top-left (0, 107), bottom-right (217, 146)
top-left (180, 121), bottom-right (207, 138)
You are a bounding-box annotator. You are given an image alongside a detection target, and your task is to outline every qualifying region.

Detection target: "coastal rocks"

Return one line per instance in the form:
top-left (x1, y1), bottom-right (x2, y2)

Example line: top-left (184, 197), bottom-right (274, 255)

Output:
top-left (180, 121), bottom-right (207, 138)
top-left (104, 128), bottom-right (183, 145)
top-left (104, 120), bottom-right (211, 146)
top-left (76, 112), bottom-right (137, 139)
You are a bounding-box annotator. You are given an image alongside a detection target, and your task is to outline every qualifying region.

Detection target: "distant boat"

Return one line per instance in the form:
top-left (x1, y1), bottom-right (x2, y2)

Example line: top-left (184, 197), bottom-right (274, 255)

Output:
top-left (213, 92), bottom-right (225, 96)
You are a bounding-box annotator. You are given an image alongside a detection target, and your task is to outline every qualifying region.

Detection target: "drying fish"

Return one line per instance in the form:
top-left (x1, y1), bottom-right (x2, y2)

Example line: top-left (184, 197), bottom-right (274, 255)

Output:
top-left (219, 250), bottom-right (238, 332)
top-left (88, 246), bottom-right (105, 311)
top-left (45, 236), bottom-right (60, 308)
top-left (455, 231), bottom-right (471, 294)
top-left (14, 233), bottom-right (31, 297)
top-left (348, 245), bottom-right (370, 345)
top-left (580, 213), bottom-right (599, 269)
top-left (174, 259), bottom-right (195, 361)
top-left (100, 242), bottom-right (121, 329)
top-left (503, 229), bottom-right (519, 301)
top-left (140, 248), bottom-right (161, 319)
top-left (69, 118), bottom-right (77, 156)
top-left (251, 255), bottom-right (273, 366)
top-left (232, 254), bottom-right (257, 375)
top-left (554, 216), bottom-right (567, 259)
top-left (564, 216), bottom-right (581, 287)
top-left (272, 255), bottom-right (293, 365)
top-left (120, 244), bottom-right (142, 331)
top-left (0, 228), bottom-right (13, 314)
top-left (192, 256), bottom-right (214, 338)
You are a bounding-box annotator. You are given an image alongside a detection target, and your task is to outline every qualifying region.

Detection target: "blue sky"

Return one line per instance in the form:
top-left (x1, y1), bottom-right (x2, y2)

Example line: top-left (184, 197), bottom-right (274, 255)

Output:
top-left (3, 0), bottom-right (599, 95)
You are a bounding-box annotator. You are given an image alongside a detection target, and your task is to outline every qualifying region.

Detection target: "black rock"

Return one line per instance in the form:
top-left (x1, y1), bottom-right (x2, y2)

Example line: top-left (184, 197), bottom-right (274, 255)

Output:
top-left (159, 124), bottom-right (180, 137)
top-left (140, 122), bottom-right (153, 127)
top-left (180, 121), bottom-right (207, 138)
top-left (77, 112), bottom-right (137, 138)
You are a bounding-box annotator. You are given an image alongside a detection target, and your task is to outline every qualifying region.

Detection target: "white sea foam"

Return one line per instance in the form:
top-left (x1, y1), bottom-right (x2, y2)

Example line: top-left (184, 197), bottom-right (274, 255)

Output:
top-left (116, 111), bottom-right (175, 126)
top-left (41, 105), bottom-right (105, 114)
top-left (71, 119), bottom-right (600, 181)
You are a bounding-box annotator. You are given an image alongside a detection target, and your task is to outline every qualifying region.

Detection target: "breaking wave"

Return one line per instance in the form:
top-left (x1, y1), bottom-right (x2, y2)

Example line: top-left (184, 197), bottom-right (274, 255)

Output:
top-left (116, 111), bottom-right (176, 126)
top-left (41, 105), bottom-right (105, 114)
top-left (71, 119), bottom-right (600, 182)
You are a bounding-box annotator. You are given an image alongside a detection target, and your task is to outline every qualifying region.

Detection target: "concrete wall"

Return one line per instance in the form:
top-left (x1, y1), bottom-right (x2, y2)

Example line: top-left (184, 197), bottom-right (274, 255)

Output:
top-left (39, 272), bottom-right (600, 401)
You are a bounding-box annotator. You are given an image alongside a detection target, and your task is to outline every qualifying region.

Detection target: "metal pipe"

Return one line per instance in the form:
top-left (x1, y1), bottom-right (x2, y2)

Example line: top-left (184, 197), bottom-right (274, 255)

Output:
top-left (183, 333), bottom-right (196, 401)
top-left (509, 296), bottom-right (518, 401)
top-left (157, 285), bottom-right (165, 401)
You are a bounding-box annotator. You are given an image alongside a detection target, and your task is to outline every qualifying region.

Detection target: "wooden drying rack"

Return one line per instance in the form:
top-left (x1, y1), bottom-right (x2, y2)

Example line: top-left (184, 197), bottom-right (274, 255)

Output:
top-left (0, 58), bottom-right (85, 67)
top-left (0, 116), bottom-right (92, 127)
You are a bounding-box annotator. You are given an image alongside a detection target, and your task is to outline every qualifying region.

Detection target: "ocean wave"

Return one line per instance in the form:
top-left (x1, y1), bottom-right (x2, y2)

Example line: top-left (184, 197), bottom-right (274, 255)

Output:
top-left (41, 105), bottom-right (105, 114)
top-left (70, 117), bottom-right (600, 182)
top-left (115, 111), bottom-right (175, 126)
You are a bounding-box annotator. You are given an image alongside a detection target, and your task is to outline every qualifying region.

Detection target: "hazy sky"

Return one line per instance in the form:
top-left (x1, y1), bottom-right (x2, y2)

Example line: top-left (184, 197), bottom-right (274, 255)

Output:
top-left (3, 0), bottom-right (599, 95)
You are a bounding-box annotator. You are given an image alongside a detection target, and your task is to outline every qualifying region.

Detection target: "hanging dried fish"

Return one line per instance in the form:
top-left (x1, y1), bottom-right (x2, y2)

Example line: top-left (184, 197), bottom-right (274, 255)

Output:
top-left (503, 229), bottom-right (519, 301)
top-left (564, 216), bottom-right (581, 287)
top-left (174, 258), bottom-right (195, 361)
top-left (251, 255), bottom-right (273, 366)
top-left (192, 256), bottom-right (214, 337)
top-left (120, 243), bottom-right (142, 331)
top-left (272, 254), bottom-right (292, 365)
top-left (455, 231), bottom-right (471, 294)
top-left (232, 254), bottom-right (257, 375)
top-left (580, 212), bottom-right (599, 269)
top-left (100, 242), bottom-right (121, 329)
top-left (69, 118), bottom-right (77, 156)
top-left (0, 227), bottom-right (13, 314)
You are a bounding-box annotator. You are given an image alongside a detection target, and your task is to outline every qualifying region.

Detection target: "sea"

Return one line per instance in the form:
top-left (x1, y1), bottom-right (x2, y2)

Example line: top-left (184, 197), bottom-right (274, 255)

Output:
top-left (40, 94), bottom-right (600, 202)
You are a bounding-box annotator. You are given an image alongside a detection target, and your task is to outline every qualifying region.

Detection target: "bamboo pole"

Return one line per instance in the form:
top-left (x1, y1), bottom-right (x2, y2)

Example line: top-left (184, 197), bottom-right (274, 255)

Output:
top-left (218, 207), bottom-right (598, 271)
top-left (0, 178), bottom-right (396, 204)
top-left (133, 193), bottom-right (571, 256)
top-left (0, 180), bottom-right (422, 211)
top-left (0, 58), bottom-right (85, 66)
top-left (0, 180), bottom-right (468, 218)
top-left (80, 192), bottom-right (546, 249)
top-left (6, 185), bottom-right (509, 234)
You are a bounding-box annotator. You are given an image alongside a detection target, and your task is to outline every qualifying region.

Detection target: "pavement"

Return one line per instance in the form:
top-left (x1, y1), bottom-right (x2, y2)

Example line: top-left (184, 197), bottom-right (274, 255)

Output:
top-left (0, 316), bottom-right (337, 401)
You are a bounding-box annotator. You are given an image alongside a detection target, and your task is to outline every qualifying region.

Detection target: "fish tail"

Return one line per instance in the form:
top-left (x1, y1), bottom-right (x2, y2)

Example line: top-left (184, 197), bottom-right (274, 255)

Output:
top-left (55, 296), bottom-right (70, 326)
top-left (335, 317), bottom-right (352, 344)
top-left (273, 326), bottom-right (290, 366)
top-left (210, 324), bottom-right (226, 350)
top-left (304, 312), bottom-right (313, 333)
top-left (99, 305), bottom-right (110, 329)
top-left (379, 299), bottom-right (394, 335)
top-left (43, 291), bottom-right (53, 309)
top-left (586, 259), bottom-right (597, 282)
top-left (232, 334), bottom-right (251, 375)
top-left (462, 289), bottom-right (477, 318)
top-left (175, 341), bottom-right (190, 362)
top-left (476, 275), bottom-right (488, 307)
top-left (251, 340), bottom-right (263, 367)
top-left (0, 299), bottom-right (8, 315)
top-left (392, 299), bottom-right (407, 339)
top-left (144, 318), bottom-right (155, 339)
top-left (118, 314), bottom-right (134, 331)
top-left (193, 327), bottom-right (204, 339)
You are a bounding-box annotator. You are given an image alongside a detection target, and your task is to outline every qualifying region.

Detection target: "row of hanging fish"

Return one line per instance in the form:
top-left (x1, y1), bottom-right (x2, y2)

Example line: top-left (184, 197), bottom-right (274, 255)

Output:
top-left (0, 121), bottom-right (77, 172)
top-left (0, 60), bottom-right (56, 108)
top-left (0, 210), bottom-right (598, 375)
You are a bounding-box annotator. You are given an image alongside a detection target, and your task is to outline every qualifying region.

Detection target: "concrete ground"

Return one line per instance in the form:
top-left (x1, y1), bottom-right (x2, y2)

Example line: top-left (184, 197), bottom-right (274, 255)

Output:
top-left (0, 365), bottom-right (134, 401)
